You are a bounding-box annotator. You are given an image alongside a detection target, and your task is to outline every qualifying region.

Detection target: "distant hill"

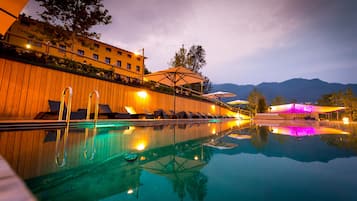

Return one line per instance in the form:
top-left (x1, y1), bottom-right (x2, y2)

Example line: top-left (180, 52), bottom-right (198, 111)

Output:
top-left (211, 78), bottom-right (357, 103)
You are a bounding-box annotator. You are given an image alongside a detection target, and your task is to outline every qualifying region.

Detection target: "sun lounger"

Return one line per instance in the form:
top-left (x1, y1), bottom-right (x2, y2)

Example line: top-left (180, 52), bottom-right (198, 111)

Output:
top-left (99, 104), bottom-right (131, 119)
top-left (35, 100), bottom-right (86, 120)
top-left (124, 106), bottom-right (154, 119)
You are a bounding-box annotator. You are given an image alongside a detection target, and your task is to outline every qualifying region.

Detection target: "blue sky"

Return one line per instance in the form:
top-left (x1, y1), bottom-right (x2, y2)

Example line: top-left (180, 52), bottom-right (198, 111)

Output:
top-left (23, 0), bottom-right (357, 85)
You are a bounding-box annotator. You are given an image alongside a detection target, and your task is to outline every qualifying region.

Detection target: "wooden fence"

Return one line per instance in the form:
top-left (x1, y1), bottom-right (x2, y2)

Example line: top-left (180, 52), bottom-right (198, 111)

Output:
top-left (0, 58), bottom-right (232, 120)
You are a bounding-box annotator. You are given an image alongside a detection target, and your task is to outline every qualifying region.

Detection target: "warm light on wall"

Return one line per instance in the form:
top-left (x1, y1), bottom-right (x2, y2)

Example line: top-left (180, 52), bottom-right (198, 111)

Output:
top-left (343, 117), bottom-right (350, 124)
top-left (211, 128), bottom-right (216, 134)
top-left (25, 43), bottom-right (31, 49)
top-left (137, 90), bottom-right (147, 98)
top-left (136, 142), bottom-right (146, 151)
top-left (211, 105), bottom-right (216, 112)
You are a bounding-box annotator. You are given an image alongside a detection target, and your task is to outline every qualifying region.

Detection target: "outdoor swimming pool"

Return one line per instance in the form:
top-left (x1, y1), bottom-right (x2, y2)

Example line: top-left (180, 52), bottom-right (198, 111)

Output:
top-left (1, 120), bottom-right (357, 201)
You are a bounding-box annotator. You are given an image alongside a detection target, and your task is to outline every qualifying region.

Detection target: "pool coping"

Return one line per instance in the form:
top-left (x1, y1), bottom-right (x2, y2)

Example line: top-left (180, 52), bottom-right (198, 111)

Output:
top-left (0, 155), bottom-right (37, 201)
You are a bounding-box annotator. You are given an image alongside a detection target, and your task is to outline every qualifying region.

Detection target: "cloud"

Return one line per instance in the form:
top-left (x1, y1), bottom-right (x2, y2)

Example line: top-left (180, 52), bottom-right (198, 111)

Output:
top-left (22, 0), bottom-right (357, 84)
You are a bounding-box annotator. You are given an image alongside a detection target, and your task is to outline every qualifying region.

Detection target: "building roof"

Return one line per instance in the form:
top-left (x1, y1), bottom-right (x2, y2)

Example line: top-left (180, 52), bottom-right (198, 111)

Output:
top-left (270, 103), bottom-right (345, 113)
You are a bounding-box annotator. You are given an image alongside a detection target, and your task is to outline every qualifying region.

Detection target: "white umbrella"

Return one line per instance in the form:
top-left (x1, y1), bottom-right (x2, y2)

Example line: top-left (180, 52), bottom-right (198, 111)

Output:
top-left (227, 99), bottom-right (249, 105)
top-left (0, 0), bottom-right (29, 35)
top-left (202, 91), bottom-right (236, 99)
top-left (144, 66), bottom-right (204, 113)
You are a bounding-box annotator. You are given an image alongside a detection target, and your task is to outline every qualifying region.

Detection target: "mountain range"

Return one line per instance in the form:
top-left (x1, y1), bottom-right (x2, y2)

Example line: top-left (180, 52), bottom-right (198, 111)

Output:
top-left (211, 78), bottom-right (357, 103)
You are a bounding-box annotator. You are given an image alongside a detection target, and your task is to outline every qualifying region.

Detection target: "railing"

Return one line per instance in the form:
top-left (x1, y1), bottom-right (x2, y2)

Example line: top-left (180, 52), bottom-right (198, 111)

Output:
top-left (58, 86), bottom-right (73, 123)
top-left (86, 90), bottom-right (100, 122)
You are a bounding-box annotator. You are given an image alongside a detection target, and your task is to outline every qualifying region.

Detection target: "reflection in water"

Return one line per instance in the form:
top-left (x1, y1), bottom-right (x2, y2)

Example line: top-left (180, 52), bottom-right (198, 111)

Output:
top-left (271, 126), bottom-right (350, 136)
top-left (1, 120), bottom-right (357, 201)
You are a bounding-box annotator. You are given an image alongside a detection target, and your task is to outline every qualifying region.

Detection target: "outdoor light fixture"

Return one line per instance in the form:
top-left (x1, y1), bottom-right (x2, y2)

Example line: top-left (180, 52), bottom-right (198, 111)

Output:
top-left (136, 142), bottom-right (146, 151)
top-left (25, 43), bottom-right (31, 49)
top-left (137, 90), bottom-right (147, 98)
top-left (343, 117), bottom-right (349, 124)
top-left (194, 156), bottom-right (199, 160)
top-left (127, 189), bottom-right (134, 194)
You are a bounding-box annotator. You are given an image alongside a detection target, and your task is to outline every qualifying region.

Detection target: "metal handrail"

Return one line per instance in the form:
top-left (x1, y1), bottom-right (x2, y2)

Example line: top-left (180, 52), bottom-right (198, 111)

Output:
top-left (58, 86), bottom-right (73, 124)
top-left (86, 90), bottom-right (100, 122)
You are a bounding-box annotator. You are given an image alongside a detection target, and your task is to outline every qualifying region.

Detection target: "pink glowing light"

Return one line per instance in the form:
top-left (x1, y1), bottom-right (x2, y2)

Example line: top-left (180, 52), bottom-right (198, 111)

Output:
top-left (270, 104), bottom-right (345, 114)
top-left (271, 126), bottom-right (349, 136)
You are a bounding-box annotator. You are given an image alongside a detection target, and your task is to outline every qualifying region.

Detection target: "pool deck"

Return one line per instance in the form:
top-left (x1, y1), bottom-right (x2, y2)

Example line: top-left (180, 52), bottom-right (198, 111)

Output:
top-left (0, 155), bottom-right (36, 201)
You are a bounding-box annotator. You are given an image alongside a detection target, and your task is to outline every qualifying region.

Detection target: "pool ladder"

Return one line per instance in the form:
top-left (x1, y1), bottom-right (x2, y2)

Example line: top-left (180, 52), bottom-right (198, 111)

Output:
top-left (55, 86), bottom-right (72, 167)
top-left (86, 90), bottom-right (100, 123)
top-left (84, 90), bottom-right (100, 160)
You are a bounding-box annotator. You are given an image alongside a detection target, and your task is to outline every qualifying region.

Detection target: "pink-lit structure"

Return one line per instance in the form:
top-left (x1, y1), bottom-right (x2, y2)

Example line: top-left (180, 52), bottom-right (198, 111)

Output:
top-left (270, 104), bottom-right (345, 114)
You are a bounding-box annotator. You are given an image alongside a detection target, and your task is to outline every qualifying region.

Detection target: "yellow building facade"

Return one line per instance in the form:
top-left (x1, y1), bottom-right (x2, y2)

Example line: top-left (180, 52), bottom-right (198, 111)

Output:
top-left (3, 15), bottom-right (144, 81)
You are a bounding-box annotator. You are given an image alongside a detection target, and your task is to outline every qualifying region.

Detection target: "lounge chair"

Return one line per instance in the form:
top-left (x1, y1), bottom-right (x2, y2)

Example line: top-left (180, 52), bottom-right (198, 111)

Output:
top-left (124, 106), bottom-right (154, 119)
top-left (35, 100), bottom-right (86, 120)
top-left (98, 104), bottom-right (131, 119)
top-left (176, 111), bottom-right (189, 119)
top-left (154, 109), bottom-right (169, 119)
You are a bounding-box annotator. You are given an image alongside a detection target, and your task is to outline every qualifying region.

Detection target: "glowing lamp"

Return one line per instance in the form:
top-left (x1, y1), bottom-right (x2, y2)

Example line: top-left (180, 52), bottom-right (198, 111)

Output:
top-left (127, 189), bottom-right (134, 194)
top-left (343, 117), bottom-right (349, 124)
top-left (25, 44), bottom-right (31, 49)
top-left (194, 156), bottom-right (199, 160)
top-left (137, 90), bottom-right (147, 98)
top-left (136, 143), bottom-right (146, 151)
top-left (211, 128), bottom-right (216, 134)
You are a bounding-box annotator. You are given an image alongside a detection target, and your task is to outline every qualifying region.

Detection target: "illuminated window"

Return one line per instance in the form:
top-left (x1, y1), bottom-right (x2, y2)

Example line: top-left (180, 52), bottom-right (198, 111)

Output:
top-left (59, 44), bottom-right (66, 52)
top-left (77, 49), bottom-right (84, 56)
top-left (28, 40), bottom-right (42, 47)
top-left (105, 57), bottom-right (111, 64)
top-left (117, 60), bottom-right (122, 67)
top-left (93, 54), bottom-right (99, 60)
top-left (127, 63), bottom-right (131, 70)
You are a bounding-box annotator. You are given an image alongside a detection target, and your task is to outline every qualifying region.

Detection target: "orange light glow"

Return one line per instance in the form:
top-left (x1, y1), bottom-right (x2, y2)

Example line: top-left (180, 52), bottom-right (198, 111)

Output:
top-left (136, 142), bottom-right (146, 151)
top-left (137, 90), bottom-right (147, 98)
top-left (343, 117), bottom-right (350, 124)
top-left (25, 44), bottom-right (31, 49)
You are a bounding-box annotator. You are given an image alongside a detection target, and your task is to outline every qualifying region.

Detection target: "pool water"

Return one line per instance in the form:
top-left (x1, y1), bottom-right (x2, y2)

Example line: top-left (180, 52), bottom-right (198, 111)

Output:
top-left (1, 120), bottom-right (357, 201)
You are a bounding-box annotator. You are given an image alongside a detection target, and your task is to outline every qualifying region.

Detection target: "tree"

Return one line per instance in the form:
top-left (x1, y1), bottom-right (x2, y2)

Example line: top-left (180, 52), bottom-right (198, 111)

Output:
top-left (170, 44), bottom-right (206, 73)
top-left (170, 45), bottom-right (188, 67)
top-left (247, 88), bottom-right (266, 115)
top-left (187, 45), bottom-right (206, 73)
top-left (257, 97), bottom-right (268, 113)
top-left (271, 96), bottom-right (285, 105)
top-left (317, 88), bottom-right (357, 121)
top-left (35, 0), bottom-right (112, 43)
top-left (169, 44), bottom-right (210, 92)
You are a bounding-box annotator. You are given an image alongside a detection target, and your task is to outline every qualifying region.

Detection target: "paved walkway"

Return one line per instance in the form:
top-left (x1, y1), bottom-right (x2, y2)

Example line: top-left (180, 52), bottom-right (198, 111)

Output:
top-left (0, 155), bottom-right (36, 201)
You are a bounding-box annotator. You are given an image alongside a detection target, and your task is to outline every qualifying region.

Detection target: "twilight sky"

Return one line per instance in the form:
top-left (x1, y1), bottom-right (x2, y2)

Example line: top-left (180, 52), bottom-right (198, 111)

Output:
top-left (23, 0), bottom-right (357, 85)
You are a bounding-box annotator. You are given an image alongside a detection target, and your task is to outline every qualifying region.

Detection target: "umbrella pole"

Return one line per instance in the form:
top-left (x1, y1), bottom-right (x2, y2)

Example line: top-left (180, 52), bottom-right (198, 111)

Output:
top-left (173, 85), bottom-right (176, 114)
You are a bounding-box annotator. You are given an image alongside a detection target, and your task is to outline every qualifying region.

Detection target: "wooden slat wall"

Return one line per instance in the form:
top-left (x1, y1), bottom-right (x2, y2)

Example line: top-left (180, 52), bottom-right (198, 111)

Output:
top-left (0, 58), bottom-right (231, 120)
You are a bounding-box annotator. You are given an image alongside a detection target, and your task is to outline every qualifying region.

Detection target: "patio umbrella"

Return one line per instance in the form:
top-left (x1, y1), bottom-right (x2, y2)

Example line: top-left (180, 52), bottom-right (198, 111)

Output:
top-left (227, 99), bottom-right (249, 105)
top-left (202, 91), bottom-right (236, 117)
top-left (202, 91), bottom-right (236, 100)
top-left (142, 155), bottom-right (206, 181)
top-left (0, 0), bottom-right (29, 35)
top-left (144, 66), bottom-right (204, 113)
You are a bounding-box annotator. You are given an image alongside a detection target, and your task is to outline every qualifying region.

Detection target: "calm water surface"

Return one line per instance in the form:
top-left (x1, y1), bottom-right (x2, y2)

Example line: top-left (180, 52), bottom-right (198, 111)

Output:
top-left (1, 120), bottom-right (357, 201)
